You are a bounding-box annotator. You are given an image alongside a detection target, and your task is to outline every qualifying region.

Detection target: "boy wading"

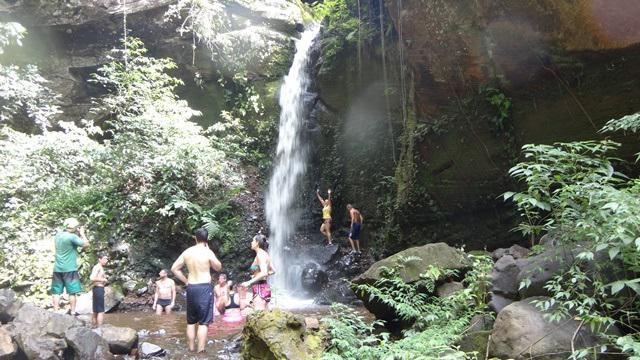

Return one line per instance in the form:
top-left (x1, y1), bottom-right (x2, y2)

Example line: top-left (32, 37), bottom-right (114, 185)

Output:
top-left (90, 253), bottom-right (108, 327)
top-left (171, 228), bottom-right (222, 353)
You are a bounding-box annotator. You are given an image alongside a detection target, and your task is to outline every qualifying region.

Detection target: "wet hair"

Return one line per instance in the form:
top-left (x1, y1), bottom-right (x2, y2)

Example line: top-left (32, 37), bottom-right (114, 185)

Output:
top-left (253, 233), bottom-right (269, 251)
top-left (194, 228), bottom-right (208, 243)
top-left (218, 273), bottom-right (227, 280)
top-left (159, 269), bottom-right (168, 274)
top-left (97, 252), bottom-right (108, 259)
top-left (346, 204), bottom-right (353, 209)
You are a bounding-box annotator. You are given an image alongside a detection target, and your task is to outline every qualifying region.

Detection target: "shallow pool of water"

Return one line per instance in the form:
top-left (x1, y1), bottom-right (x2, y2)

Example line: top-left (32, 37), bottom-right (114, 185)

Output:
top-left (103, 305), bottom-right (347, 359)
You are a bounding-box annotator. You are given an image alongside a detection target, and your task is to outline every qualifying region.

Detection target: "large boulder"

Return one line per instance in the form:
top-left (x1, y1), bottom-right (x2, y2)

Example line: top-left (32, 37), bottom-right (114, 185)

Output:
top-left (0, 289), bottom-right (22, 323)
top-left (0, 327), bottom-right (17, 360)
top-left (353, 242), bottom-right (470, 285)
top-left (99, 324), bottom-right (138, 355)
top-left (10, 303), bottom-right (85, 360)
top-left (314, 278), bottom-right (358, 305)
top-left (488, 292), bottom-right (514, 314)
top-left (490, 255), bottom-right (522, 299)
top-left (436, 281), bottom-right (464, 298)
top-left (64, 326), bottom-right (112, 360)
top-left (242, 309), bottom-right (324, 360)
top-left (75, 286), bottom-right (124, 315)
top-left (489, 297), bottom-right (608, 359)
top-left (300, 263), bottom-right (328, 293)
top-left (352, 243), bottom-right (469, 321)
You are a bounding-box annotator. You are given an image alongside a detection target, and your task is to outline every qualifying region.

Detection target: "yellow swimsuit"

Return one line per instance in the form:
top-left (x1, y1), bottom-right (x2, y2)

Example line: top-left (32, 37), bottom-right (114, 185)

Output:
top-left (322, 205), bottom-right (332, 219)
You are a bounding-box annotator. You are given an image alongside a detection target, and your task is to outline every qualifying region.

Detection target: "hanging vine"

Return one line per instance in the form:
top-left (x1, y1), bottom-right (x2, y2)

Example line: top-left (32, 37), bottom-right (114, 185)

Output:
top-left (379, 0), bottom-right (396, 163)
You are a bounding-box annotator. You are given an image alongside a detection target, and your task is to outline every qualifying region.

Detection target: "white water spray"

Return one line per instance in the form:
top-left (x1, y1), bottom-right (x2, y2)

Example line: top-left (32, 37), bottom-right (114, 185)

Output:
top-left (265, 26), bottom-right (320, 303)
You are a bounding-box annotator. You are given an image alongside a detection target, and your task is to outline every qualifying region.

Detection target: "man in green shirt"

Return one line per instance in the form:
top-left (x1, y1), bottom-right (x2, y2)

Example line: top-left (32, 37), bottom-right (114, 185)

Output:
top-left (51, 217), bottom-right (90, 314)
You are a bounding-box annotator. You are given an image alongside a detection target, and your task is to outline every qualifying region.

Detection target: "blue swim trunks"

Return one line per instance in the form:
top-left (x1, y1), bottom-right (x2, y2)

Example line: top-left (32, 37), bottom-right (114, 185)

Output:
top-left (350, 223), bottom-right (362, 240)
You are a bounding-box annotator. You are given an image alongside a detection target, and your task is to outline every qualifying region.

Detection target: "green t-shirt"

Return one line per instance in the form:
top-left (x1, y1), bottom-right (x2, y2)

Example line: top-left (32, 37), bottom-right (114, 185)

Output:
top-left (53, 231), bottom-right (84, 272)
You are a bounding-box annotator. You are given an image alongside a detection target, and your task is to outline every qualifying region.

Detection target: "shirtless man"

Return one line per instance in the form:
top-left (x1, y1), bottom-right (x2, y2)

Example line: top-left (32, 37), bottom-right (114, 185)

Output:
top-left (171, 228), bottom-right (222, 353)
top-left (89, 253), bottom-right (108, 327)
top-left (152, 269), bottom-right (176, 315)
top-left (213, 273), bottom-right (231, 315)
top-left (346, 204), bottom-right (364, 253)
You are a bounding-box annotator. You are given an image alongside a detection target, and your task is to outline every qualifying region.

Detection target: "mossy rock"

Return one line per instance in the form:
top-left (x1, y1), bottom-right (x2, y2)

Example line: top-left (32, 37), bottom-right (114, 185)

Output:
top-left (457, 330), bottom-right (491, 355)
top-left (353, 242), bottom-right (471, 285)
top-left (242, 309), bottom-right (324, 360)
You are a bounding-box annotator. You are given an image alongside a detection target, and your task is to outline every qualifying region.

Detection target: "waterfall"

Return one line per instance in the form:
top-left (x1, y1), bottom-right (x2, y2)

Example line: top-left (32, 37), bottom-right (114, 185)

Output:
top-left (265, 26), bottom-right (320, 303)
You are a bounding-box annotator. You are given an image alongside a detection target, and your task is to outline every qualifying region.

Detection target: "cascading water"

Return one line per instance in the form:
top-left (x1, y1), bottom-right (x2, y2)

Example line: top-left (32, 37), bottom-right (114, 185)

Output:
top-left (265, 25), bottom-right (320, 305)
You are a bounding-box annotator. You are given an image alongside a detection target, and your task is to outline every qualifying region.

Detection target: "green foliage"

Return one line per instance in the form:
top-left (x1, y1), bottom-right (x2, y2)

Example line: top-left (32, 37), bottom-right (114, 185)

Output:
top-left (483, 87), bottom-right (511, 132)
top-left (505, 121), bottom-right (640, 356)
top-left (207, 72), bottom-right (276, 168)
top-left (601, 112), bottom-right (640, 135)
top-left (0, 22), bottom-right (60, 131)
top-left (0, 35), bottom-right (243, 303)
top-left (0, 22), bottom-right (25, 53)
top-left (503, 140), bottom-right (621, 245)
top-left (312, 0), bottom-right (371, 69)
top-left (323, 254), bottom-right (492, 359)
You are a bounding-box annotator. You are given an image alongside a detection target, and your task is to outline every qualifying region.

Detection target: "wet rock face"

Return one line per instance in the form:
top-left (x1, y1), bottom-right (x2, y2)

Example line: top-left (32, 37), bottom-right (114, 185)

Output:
top-left (300, 263), bottom-right (328, 293)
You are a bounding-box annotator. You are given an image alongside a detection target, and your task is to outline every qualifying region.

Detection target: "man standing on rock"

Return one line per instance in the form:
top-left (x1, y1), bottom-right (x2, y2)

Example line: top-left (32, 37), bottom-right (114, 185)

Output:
top-left (346, 204), bottom-right (363, 254)
top-left (171, 228), bottom-right (222, 353)
top-left (152, 269), bottom-right (176, 315)
top-left (90, 252), bottom-right (108, 327)
top-left (51, 217), bottom-right (90, 314)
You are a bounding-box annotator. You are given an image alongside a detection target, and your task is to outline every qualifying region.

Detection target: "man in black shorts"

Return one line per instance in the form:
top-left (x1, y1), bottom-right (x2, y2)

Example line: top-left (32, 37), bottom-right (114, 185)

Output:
top-left (153, 269), bottom-right (176, 315)
top-left (347, 204), bottom-right (364, 254)
top-left (171, 228), bottom-right (222, 353)
top-left (90, 253), bottom-right (108, 326)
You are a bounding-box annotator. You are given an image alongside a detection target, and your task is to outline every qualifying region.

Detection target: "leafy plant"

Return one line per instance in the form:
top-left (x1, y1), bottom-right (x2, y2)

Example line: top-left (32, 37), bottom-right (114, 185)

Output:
top-left (505, 117), bottom-right (640, 357)
top-left (324, 254), bottom-right (492, 359)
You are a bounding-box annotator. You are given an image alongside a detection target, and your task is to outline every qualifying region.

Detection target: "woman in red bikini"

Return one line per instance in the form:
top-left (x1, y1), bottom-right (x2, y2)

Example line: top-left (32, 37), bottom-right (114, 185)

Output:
top-left (241, 231), bottom-right (275, 310)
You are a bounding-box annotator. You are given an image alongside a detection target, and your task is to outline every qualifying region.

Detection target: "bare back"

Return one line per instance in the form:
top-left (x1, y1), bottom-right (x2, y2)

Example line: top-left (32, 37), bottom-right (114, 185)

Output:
top-left (172, 243), bottom-right (221, 285)
top-left (350, 208), bottom-right (363, 224)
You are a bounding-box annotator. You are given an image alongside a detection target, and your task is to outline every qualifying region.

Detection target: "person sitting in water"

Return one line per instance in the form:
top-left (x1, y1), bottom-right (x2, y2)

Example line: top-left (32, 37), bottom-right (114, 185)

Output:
top-left (346, 204), bottom-right (364, 254)
top-left (213, 273), bottom-right (232, 315)
top-left (316, 188), bottom-right (332, 245)
top-left (220, 284), bottom-right (248, 323)
top-left (241, 233), bottom-right (275, 311)
top-left (153, 269), bottom-right (176, 315)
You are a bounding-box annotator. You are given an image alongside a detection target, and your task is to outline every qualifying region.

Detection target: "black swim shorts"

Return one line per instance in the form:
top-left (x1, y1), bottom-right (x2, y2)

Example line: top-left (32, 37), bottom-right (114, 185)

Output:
top-left (186, 283), bottom-right (213, 325)
top-left (157, 298), bottom-right (172, 308)
top-left (350, 223), bottom-right (362, 240)
top-left (92, 286), bottom-right (105, 313)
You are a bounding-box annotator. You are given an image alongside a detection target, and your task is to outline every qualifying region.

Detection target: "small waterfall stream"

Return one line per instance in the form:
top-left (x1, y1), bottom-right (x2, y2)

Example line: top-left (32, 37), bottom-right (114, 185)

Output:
top-left (265, 26), bottom-right (320, 305)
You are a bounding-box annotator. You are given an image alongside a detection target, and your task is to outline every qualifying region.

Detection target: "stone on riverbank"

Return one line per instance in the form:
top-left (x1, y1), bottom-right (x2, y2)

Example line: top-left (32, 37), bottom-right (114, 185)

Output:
top-left (353, 242), bottom-right (470, 285)
top-left (75, 286), bottom-right (124, 315)
top-left (99, 324), bottom-right (138, 355)
top-left (242, 309), bottom-right (323, 360)
top-left (65, 326), bottom-right (112, 360)
top-left (353, 243), bottom-right (470, 321)
top-left (489, 297), bottom-right (608, 359)
top-left (0, 327), bottom-right (17, 360)
top-left (0, 289), bottom-right (22, 324)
